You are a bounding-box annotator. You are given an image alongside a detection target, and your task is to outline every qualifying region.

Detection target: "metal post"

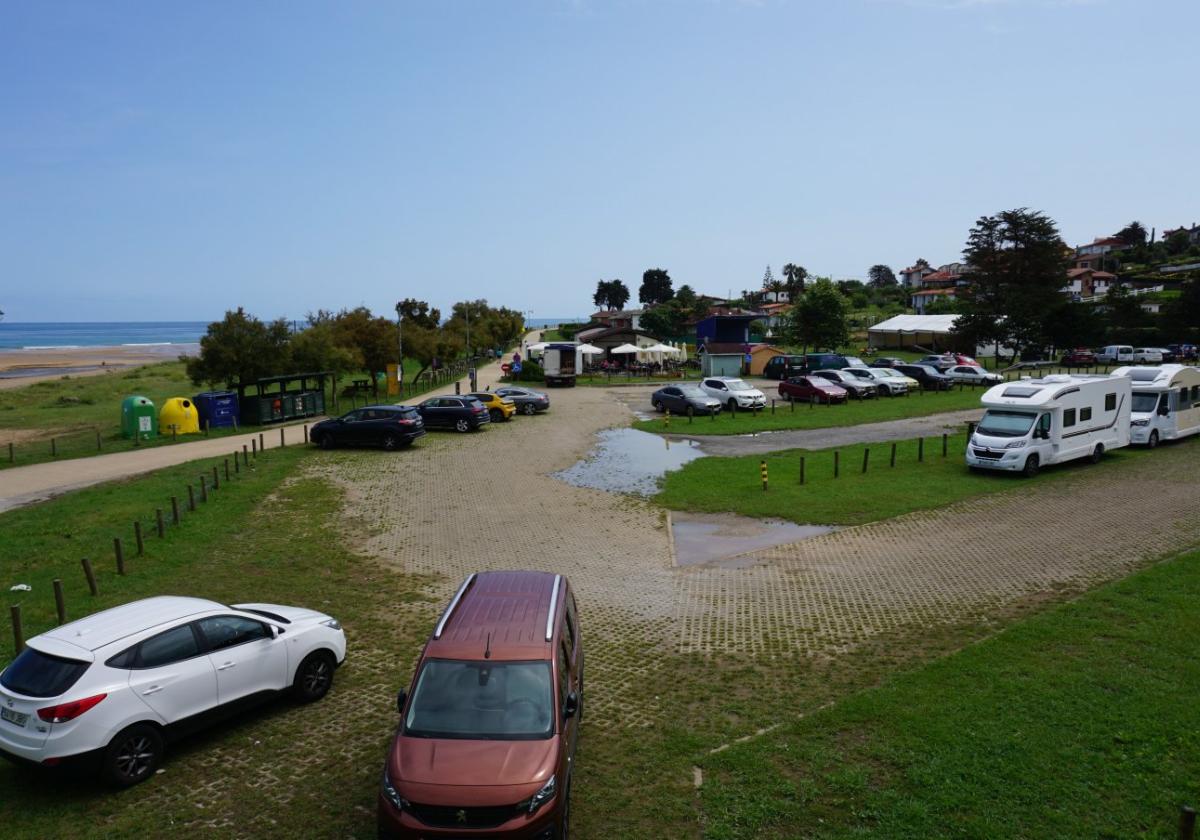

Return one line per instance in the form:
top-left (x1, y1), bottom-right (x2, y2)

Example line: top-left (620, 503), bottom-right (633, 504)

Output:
top-left (395, 302), bottom-right (404, 391)
top-left (53, 579), bottom-right (66, 624)
top-left (114, 538), bottom-right (125, 575)
top-left (81, 558), bottom-right (99, 596)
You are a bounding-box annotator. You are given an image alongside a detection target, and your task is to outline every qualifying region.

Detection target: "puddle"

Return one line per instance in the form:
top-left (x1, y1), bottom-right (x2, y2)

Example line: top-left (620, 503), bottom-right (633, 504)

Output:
top-left (672, 512), bottom-right (836, 567)
top-left (553, 428), bottom-right (704, 495)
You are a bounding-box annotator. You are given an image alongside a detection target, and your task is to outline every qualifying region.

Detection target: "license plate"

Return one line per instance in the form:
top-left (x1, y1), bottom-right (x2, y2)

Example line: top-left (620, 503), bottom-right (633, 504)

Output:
top-left (1, 706), bottom-right (28, 727)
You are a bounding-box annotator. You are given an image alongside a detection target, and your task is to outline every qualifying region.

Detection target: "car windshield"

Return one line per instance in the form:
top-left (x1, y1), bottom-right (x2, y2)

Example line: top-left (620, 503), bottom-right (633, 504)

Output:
top-left (679, 386), bottom-right (707, 398)
top-left (977, 410), bottom-right (1037, 438)
top-left (875, 369), bottom-right (900, 378)
top-left (404, 660), bottom-right (554, 740)
top-left (723, 380), bottom-right (751, 391)
top-left (1132, 392), bottom-right (1159, 413)
top-left (0, 648), bottom-right (90, 698)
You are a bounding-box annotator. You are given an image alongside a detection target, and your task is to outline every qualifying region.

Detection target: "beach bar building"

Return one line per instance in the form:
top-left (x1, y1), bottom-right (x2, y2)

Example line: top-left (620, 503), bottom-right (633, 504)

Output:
top-left (236, 372), bottom-right (330, 425)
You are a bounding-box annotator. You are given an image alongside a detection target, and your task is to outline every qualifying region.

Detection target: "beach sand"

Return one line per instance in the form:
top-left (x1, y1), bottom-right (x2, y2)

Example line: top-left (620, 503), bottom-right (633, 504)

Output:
top-left (0, 344), bottom-right (197, 390)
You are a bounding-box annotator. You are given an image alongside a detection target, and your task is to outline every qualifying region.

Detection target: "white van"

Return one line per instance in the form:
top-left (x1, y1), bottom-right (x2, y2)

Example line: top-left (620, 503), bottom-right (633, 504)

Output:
top-left (1096, 345), bottom-right (1135, 364)
top-left (967, 374), bottom-right (1131, 477)
top-left (1112, 364), bottom-right (1200, 447)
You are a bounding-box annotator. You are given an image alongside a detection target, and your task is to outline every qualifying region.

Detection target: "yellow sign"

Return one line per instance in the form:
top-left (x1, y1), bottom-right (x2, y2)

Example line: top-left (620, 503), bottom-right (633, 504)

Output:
top-left (386, 363), bottom-right (400, 396)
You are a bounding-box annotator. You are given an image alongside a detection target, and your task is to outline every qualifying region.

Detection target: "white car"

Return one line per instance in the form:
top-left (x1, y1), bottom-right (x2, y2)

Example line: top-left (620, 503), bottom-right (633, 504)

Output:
top-left (945, 364), bottom-right (1003, 385)
top-left (844, 367), bottom-right (908, 396)
top-left (0, 596), bottom-right (346, 786)
top-left (700, 377), bottom-right (766, 411)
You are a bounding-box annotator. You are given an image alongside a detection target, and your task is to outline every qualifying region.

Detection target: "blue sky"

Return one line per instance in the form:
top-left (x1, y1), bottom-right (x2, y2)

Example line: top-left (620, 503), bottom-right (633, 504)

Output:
top-left (2, 0), bottom-right (1197, 323)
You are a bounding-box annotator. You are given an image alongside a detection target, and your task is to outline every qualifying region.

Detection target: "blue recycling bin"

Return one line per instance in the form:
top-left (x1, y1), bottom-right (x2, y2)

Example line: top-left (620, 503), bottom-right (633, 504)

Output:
top-left (193, 390), bottom-right (240, 430)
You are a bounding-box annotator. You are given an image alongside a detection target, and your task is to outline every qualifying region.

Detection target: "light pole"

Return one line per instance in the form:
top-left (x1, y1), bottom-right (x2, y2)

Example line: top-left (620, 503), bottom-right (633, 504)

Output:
top-left (394, 302), bottom-right (403, 393)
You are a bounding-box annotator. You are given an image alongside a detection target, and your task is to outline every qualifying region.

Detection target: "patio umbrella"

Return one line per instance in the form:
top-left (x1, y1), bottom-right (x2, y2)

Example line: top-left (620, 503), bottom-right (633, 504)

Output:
top-left (610, 343), bottom-right (641, 354)
top-left (644, 343), bottom-right (679, 354)
top-left (576, 343), bottom-right (604, 354)
top-left (527, 342), bottom-right (548, 351)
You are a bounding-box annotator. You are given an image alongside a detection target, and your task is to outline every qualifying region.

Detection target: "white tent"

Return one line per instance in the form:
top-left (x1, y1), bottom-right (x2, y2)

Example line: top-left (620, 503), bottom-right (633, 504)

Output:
top-left (610, 343), bottom-right (641, 354)
top-left (644, 343), bottom-right (680, 355)
top-left (576, 343), bottom-right (604, 354)
top-left (527, 342), bottom-right (549, 352)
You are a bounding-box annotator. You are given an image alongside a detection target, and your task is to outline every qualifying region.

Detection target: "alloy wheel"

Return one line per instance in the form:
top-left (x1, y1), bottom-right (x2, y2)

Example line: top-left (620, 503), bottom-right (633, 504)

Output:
top-left (115, 735), bottom-right (156, 781)
top-left (455, 419), bottom-right (470, 432)
top-left (303, 657), bottom-right (331, 695)
top-left (382, 434), bottom-right (398, 451)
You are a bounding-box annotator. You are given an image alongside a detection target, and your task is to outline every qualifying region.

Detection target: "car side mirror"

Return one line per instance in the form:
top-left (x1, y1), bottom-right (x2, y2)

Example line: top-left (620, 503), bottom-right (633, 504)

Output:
top-left (563, 691), bottom-right (579, 718)
top-left (396, 689), bottom-right (407, 715)
top-left (1158, 406), bottom-right (1170, 416)
top-left (271, 625), bottom-right (284, 638)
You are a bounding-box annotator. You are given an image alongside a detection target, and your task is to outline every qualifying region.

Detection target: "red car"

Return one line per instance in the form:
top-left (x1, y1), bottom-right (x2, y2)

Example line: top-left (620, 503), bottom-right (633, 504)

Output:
top-left (778, 375), bottom-right (847, 404)
top-left (379, 571), bottom-right (582, 839)
top-left (1060, 348), bottom-right (1096, 365)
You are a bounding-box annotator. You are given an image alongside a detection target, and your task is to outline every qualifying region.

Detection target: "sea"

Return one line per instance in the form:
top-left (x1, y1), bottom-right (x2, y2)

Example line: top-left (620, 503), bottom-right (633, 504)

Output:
top-left (0, 318), bottom-right (584, 350)
top-left (0, 321), bottom-right (210, 351)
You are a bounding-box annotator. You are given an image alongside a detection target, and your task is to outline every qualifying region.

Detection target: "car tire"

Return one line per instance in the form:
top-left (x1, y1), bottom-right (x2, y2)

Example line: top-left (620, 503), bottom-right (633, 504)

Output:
top-left (455, 418), bottom-right (470, 433)
top-left (1022, 454), bottom-right (1040, 478)
top-left (1090, 443), bottom-right (1104, 464)
top-left (654, 400), bottom-right (665, 413)
top-left (293, 650), bottom-right (336, 703)
top-left (490, 409), bottom-right (502, 422)
top-left (382, 433), bottom-right (399, 451)
top-left (1148, 430), bottom-right (1159, 448)
top-left (522, 403), bottom-right (536, 415)
top-left (101, 723), bottom-right (163, 787)
top-left (317, 433), bottom-right (335, 450)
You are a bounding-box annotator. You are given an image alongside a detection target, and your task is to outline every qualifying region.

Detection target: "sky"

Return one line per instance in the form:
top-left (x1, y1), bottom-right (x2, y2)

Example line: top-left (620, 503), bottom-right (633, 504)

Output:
top-left (2, 0), bottom-right (1198, 323)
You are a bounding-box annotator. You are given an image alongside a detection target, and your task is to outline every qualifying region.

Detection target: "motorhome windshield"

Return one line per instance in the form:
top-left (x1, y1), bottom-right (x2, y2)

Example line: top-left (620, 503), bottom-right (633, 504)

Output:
top-left (1131, 392), bottom-right (1159, 413)
top-left (977, 410), bottom-right (1037, 438)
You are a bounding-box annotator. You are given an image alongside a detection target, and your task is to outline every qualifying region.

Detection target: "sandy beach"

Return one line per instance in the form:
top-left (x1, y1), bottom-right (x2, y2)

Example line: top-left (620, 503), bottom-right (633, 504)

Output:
top-left (0, 344), bottom-right (198, 389)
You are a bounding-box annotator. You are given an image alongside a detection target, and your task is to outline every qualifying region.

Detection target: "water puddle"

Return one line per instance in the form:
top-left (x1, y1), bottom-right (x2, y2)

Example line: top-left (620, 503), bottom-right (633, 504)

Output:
top-left (672, 512), bottom-right (836, 568)
top-left (553, 428), bottom-right (704, 495)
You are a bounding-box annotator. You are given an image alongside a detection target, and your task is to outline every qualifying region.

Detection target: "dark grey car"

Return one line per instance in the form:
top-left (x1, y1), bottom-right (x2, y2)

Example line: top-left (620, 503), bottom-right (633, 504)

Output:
top-left (494, 386), bottom-right (551, 415)
top-left (651, 385), bottom-right (722, 416)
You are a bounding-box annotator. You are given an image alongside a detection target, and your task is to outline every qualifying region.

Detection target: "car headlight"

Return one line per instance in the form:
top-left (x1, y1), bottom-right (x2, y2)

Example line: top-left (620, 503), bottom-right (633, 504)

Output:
top-left (321, 618), bottom-right (342, 631)
top-left (1005, 440), bottom-right (1027, 449)
top-left (381, 766), bottom-right (407, 811)
top-left (527, 774), bottom-right (556, 814)
top-left (1131, 418), bottom-right (1150, 427)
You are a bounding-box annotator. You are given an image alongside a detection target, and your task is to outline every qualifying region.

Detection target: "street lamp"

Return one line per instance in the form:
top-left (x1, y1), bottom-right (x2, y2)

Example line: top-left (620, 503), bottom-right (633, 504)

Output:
top-left (394, 301), bottom-right (404, 391)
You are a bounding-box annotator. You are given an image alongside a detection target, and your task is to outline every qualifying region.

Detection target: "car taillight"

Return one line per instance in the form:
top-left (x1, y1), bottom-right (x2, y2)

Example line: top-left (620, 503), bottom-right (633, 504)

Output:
top-left (38, 693), bottom-right (107, 723)
top-left (396, 419), bottom-right (415, 426)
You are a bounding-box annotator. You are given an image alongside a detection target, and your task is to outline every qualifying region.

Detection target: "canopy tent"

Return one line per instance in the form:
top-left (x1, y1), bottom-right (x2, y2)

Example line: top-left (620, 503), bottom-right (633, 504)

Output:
top-left (576, 343), bottom-right (604, 354)
top-left (610, 343), bottom-right (641, 354)
top-left (527, 342), bottom-right (549, 352)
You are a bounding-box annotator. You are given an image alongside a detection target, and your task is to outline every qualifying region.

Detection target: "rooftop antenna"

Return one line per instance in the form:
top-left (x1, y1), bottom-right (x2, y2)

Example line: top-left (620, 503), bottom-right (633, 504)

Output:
top-left (484, 632), bottom-right (492, 659)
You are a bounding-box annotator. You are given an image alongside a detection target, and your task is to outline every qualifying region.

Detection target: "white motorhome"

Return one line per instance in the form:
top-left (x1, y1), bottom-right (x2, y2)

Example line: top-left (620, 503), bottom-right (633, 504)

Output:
top-left (967, 374), bottom-right (1131, 477)
top-left (1112, 364), bottom-right (1200, 447)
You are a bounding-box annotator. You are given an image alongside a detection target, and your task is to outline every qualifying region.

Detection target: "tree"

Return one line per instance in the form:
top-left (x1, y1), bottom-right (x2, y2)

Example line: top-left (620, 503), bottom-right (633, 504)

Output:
top-left (781, 263), bottom-right (807, 297)
top-left (836, 279), bottom-right (864, 296)
top-left (784, 278), bottom-right (848, 353)
top-left (925, 295), bottom-right (964, 315)
top-left (761, 265), bottom-right (775, 290)
top-left (397, 298), bottom-right (441, 330)
top-left (1164, 278), bottom-right (1200, 343)
top-left (952, 208), bottom-right (1068, 358)
top-left (867, 264), bottom-right (897, 288)
top-left (592, 279), bottom-right (630, 311)
top-left (330, 307), bottom-right (397, 395)
top-left (185, 308), bottom-right (293, 387)
top-left (638, 302), bottom-right (687, 339)
top-left (1045, 301), bottom-right (1105, 350)
top-left (1115, 221), bottom-right (1148, 248)
top-left (639, 268), bottom-right (673, 305)
top-left (1166, 230), bottom-right (1191, 256)
top-left (1103, 284), bottom-right (1150, 339)
top-left (290, 322), bottom-right (362, 380)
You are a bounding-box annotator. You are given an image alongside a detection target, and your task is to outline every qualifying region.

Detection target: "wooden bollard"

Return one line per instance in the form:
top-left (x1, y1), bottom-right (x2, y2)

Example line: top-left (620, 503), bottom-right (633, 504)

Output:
top-left (172, 426), bottom-right (177, 443)
top-left (688, 406), bottom-right (694, 424)
top-left (224, 459), bottom-right (231, 482)
top-left (243, 443), bottom-right (249, 463)
top-left (1179, 806), bottom-right (1196, 840)
top-left (187, 484), bottom-right (196, 512)
top-left (171, 495), bottom-right (181, 524)
top-left (134, 521), bottom-right (144, 556)
top-left (10, 606), bottom-right (23, 655)
top-left (213, 464), bottom-right (220, 490)
top-left (81, 557), bottom-right (99, 596)
top-left (799, 456), bottom-right (805, 485)
top-left (890, 442), bottom-right (897, 468)
top-left (114, 538), bottom-right (125, 575)
top-left (156, 508), bottom-right (165, 538)
top-left (771, 399), bottom-right (775, 415)
top-left (53, 579), bottom-right (66, 624)
top-left (235, 450), bottom-right (241, 473)
top-left (252, 438), bottom-right (258, 458)
top-left (199, 475), bottom-right (208, 503)
top-left (942, 433), bottom-right (948, 458)
top-left (96, 430), bottom-right (102, 450)
top-left (303, 424), bottom-right (309, 443)
top-left (7, 442), bottom-right (12, 462)
top-left (834, 450), bottom-right (840, 478)
top-left (280, 427), bottom-right (286, 448)
top-left (51, 437), bottom-right (57, 457)
top-left (258, 432), bottom-right (264, 453)
top-left (918, 437), bottom-right (925, 462)
top-left (862, 448), bottom-right (870, 474)
top-left (760, 460), bottom-right (768, 491)
top-left (664, 409), bottom-right (670, 429)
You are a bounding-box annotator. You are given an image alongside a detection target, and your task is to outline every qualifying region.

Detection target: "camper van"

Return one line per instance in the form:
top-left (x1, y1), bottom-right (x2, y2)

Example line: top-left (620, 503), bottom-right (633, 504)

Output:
top-left (1112, 364), bottom-right (1200, 447)
top-left (967, 374), bottom-right (1131, 477)
top-left (541, 343), bottom-right (578, 387)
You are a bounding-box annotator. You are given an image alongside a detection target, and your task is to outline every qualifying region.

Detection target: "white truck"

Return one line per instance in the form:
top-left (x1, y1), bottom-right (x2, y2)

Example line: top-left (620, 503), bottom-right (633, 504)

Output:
top-left (966, 374), bottom-right (1131, 477)
top-left (1112, 364), bottom-right (1200, 447)
top-left (541, 343), bottom-right (578, 387)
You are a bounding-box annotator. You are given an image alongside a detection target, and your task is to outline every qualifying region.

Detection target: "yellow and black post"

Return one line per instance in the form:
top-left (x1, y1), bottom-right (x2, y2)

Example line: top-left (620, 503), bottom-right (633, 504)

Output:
top-left (760, 459), bottom-right (769, 491)
top-left (664, 408), bottom-right (670, 429)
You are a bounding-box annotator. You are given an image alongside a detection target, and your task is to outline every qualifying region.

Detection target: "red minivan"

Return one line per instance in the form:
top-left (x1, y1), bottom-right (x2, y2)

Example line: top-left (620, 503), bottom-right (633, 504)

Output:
top-left (378, 571), bottom-right (583, 839)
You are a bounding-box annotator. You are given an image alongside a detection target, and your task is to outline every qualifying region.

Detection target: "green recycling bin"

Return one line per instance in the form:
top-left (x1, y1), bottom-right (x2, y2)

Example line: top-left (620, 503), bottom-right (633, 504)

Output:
top-left (121, 395), bottom-right (158, 440)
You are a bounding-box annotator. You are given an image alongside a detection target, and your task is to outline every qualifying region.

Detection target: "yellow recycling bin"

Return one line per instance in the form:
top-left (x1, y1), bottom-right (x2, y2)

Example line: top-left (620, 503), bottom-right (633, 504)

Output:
top-left (159, 397), bottom-right (201, 436)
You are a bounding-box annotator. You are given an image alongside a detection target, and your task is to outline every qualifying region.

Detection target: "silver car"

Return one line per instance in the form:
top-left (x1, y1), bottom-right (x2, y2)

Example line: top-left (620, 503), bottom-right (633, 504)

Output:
top-left (652, 384), bottom-right (722, 415)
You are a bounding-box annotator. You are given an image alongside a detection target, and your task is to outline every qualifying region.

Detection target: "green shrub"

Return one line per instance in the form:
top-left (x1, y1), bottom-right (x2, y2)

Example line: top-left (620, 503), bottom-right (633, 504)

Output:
top-left (516, 360), bottom-right (545, 382)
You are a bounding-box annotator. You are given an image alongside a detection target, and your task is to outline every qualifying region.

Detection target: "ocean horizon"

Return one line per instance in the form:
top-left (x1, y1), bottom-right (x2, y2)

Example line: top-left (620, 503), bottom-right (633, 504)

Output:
top-left (0, 318), bottom-right (586, 350)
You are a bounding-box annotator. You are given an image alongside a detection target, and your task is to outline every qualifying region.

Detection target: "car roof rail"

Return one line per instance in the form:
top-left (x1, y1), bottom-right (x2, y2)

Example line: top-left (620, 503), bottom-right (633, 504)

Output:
top-left (434, 574), bottom-right (477, 639)
top-left (545, 574), bottom-right (562, 642)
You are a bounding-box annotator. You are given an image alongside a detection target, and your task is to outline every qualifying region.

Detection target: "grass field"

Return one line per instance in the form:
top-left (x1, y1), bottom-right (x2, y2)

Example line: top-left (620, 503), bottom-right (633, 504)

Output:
top-left (698, 545), bottom-right (1200, 839)
top-left (655, 433), bottom-right (1157, 525)
top-left (634, 387), bottom-right (984, 436)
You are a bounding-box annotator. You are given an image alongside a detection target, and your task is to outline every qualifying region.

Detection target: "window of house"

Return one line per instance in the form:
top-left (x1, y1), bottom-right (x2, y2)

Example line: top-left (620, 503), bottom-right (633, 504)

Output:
top-left (1063, 408), bottom-right (1077, 427)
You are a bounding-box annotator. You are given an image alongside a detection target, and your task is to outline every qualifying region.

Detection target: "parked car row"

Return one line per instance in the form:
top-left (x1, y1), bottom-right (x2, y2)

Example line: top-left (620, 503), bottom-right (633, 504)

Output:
top-left (0, 570), bottom-right (583, 839)
top-left (309, 386), bottom-right (551, 450)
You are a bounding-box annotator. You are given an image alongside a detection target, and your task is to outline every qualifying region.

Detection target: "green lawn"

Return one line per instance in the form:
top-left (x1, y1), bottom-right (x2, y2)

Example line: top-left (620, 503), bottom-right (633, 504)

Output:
top-left (656, 433), bottom-right (1155, 525)
top-left (698, 545), bottom-right (1200, 839)
top-left (635, 387), bottom-right (984, 436)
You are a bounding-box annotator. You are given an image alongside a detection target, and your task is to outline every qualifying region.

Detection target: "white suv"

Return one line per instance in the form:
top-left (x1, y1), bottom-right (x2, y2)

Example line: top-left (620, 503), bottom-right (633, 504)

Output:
top-left (700, 377), bottom-right (766, 410)
top-left (0, 596), bottom-right (346, 785)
